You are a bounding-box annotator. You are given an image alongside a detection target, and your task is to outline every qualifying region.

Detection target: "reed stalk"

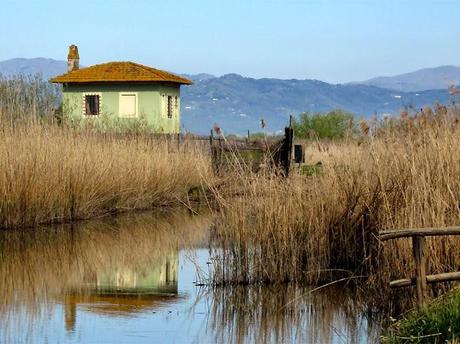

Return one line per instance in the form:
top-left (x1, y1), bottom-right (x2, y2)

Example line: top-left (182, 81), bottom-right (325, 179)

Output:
top-left (0, 123), bottom-right (211, 228)
top-left (210, 105), bottom-right (460, 307)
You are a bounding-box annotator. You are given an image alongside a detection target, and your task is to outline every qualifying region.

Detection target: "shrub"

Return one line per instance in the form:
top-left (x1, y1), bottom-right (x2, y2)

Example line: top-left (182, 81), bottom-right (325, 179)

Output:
top-left (292, 109), bottom-right (357, 140)
top-left (383, 288), bottom-right (460, 343)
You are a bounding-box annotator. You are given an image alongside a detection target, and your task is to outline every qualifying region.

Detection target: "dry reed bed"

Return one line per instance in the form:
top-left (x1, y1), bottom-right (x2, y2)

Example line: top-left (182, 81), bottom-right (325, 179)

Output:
top-left (0, 124), bottom-right (211, 229)
top-left (210, 108), bottom-right (460, 304)
top-left (0, 75), bottom-right (59, 122)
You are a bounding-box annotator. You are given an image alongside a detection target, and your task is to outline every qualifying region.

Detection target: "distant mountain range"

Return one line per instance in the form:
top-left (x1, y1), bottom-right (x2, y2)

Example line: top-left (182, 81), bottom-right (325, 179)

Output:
top-left (355, 65), bottom-right (460, 92)
top-left (180, 74), bottom-right (452, 133)
top-left (0, 58), bottom-right (69, 80)
top-left (0, 58), bottom-right (458, 134)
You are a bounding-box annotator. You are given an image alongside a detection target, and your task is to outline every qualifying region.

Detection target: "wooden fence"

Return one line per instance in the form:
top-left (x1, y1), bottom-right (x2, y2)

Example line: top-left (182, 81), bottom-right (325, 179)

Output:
top-left (85, 125), bottom-right (297, 175)
top-left (209, 126), bottom-right (294, 176)
top-left (379, 226), bottom-right (460, 306)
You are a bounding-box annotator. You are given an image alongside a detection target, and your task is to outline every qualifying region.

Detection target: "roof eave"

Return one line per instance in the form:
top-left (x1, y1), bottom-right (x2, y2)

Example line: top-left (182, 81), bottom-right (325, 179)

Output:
top-left (49, 80), bottom-right (193, 86)
top-left (50, 79), bottom-right (193, 85)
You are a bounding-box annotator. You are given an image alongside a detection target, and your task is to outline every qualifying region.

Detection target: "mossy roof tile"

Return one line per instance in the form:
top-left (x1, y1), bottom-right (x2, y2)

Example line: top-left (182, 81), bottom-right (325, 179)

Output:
top-left (50, 61), bottom-right (193, 85)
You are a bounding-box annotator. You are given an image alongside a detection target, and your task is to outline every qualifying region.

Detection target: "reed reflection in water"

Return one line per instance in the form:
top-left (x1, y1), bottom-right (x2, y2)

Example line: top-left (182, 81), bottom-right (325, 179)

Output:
top-left (207, 284), bottom-right (382, 344)
top-left (0, 209), bottom-right (384, 343)
top-left (0, 210), bottom-right (211, 342)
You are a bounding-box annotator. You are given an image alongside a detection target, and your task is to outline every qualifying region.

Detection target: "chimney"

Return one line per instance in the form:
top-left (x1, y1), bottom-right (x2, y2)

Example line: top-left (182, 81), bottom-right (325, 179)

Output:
top-left (67, 44), bottom-right (79, 72)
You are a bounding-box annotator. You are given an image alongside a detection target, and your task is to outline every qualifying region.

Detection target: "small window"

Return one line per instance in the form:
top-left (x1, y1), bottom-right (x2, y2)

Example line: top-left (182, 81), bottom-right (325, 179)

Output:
top-left (167, 95), bottom-right (173, 118)
top-left (85, 95), bottom-right (100, 116)
top-left (174, 96), bottom-right (180, 117)
top-left (119, 93), bottom-right (137, 117)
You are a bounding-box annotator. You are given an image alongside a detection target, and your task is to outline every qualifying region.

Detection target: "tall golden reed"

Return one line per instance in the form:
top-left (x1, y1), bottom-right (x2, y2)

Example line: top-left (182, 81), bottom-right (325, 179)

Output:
top-left (0, 75), bottom-right (212, 228)
top-left (0, 124), bottom-right (211, 228)
top-left (210, 106), bottom-right (460, 304)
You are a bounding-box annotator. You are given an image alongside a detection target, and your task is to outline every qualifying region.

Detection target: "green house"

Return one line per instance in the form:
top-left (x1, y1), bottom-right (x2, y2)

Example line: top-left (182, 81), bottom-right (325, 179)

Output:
top-left (50, 45), bottom-right (193, 133)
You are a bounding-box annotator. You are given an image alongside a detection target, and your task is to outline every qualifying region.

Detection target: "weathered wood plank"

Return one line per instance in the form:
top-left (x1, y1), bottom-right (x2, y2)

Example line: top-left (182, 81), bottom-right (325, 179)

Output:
top-left (379, 226), bottom-right (460, 241)
top-left (390, 271), bottom-right (460, 288)
top-left (413, 236), bottom-right (427, 305)
top-left (390, 274), bottom-right (460, 288)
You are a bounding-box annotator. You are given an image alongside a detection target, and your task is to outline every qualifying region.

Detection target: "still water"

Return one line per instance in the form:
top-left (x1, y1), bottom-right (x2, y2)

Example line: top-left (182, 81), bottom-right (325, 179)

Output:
top-left (0, 211), bottom-right (383, 343)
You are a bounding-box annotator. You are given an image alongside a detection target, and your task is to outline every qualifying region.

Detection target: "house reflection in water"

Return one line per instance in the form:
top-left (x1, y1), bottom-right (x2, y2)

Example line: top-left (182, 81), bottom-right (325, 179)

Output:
top-left (64, 251), bottom-right (179, 332)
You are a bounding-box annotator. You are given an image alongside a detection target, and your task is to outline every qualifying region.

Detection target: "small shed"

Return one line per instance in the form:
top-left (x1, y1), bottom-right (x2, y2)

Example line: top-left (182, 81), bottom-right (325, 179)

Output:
top-left (50, 45), bottom-right (193, 133)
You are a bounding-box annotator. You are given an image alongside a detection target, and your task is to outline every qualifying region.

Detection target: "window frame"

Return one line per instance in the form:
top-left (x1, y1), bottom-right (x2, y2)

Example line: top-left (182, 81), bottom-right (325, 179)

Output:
top-left (174, 95), bottom-right (179, 118)
top-left (82, 93), bottom-right (102, 116)
top-left (118, 92), bottom-right (139, 118)
top-left (161, 93), bottom-right (179, 119)
top-left (167, 95), bottom-right (173, 119)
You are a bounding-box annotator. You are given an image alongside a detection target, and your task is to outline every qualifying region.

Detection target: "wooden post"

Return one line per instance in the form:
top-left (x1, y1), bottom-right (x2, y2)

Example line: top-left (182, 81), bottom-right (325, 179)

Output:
top-left (210, 129), bottom-right (214, 171)
top-left (281, 126), bottom-right (293, 176)
top-left (218, 137), bottom-right (223, 172)
top-left (380, 227), bottom-right (460, 305)
top-left (412, 235), bottom-right (427, 305)
top-left (210, 129), bottom-right (221, 173)
top-left (209, 129), bottom-right (214, 148)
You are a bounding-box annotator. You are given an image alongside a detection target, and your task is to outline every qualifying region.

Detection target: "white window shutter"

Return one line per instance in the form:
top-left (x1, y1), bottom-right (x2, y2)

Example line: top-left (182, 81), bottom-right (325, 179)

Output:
top-left (120, 94), bottom-right (136, 117)
top-left (161, 94), bottom-right (166, 117)
top-left (175, 96), bottom-right (180, 117)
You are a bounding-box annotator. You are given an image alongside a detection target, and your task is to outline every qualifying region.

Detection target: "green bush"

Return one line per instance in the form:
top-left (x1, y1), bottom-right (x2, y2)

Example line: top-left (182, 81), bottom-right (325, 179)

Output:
top-left (292, 109), bottom-right (357, 140)
top-left (383, 289), bottom-right (460, 343)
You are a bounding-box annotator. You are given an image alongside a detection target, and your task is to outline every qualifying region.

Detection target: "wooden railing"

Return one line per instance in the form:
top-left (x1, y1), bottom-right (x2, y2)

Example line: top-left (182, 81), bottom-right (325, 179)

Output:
top-left (378, 226), bottom-right (460, 306)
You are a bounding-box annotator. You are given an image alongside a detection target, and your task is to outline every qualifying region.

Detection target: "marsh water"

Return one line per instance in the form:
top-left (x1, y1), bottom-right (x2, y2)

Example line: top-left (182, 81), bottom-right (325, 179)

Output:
top-left (0, 211), bottom-right (384, 343)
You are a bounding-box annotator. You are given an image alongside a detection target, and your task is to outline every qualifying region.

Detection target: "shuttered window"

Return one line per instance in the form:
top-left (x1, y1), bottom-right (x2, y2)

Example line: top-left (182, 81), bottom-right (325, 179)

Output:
top-left (167, 96), bottom-right (173, 118)
top-left (119, 93), bottom-right (138, 117)
top-left (174, 96), bottom-right (180, 117)
top-left (84, 95), bottom-right (100, 116)
top-left (161, 93), bottom-right (179, 119)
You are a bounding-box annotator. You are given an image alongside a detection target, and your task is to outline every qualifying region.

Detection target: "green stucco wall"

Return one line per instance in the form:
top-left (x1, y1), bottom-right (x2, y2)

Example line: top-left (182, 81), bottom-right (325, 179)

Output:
top-left (62, 83), bottom-right (181, 133)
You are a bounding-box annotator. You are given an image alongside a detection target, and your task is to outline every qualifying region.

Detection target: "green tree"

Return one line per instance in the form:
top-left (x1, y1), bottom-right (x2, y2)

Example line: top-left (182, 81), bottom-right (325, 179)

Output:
top-left (292, 110), bottom-right (356, 140)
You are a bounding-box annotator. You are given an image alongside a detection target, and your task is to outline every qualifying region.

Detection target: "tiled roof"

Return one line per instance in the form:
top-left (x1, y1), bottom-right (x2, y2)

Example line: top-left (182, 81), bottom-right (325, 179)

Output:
top-left (50, 61), bottom-right (193, 85)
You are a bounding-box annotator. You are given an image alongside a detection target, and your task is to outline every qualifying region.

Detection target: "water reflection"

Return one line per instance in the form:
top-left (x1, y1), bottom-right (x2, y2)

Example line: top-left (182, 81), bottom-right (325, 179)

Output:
top-left (207, 284), bottom-right (382, 344)
top-left (0, 210), bottom-right (384, 343)
top-left (62, 249), bottom-right (179, 331)
top-left (0, 210), bottom-right (210, 342)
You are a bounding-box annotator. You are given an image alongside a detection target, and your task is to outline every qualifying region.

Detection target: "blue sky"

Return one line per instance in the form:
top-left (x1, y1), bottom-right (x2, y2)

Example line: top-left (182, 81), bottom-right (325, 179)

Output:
top-left (1, 0), bottom-right (459, 83)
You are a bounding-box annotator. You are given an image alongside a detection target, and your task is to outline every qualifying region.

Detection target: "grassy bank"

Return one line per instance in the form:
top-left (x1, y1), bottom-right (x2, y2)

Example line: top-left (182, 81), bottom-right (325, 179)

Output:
top-left (210, 106), bottom-right (460, 304)
top-left (382, 288), bottom-right (460, 343)
top-left (0, 123), bottom-right (211, 229)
